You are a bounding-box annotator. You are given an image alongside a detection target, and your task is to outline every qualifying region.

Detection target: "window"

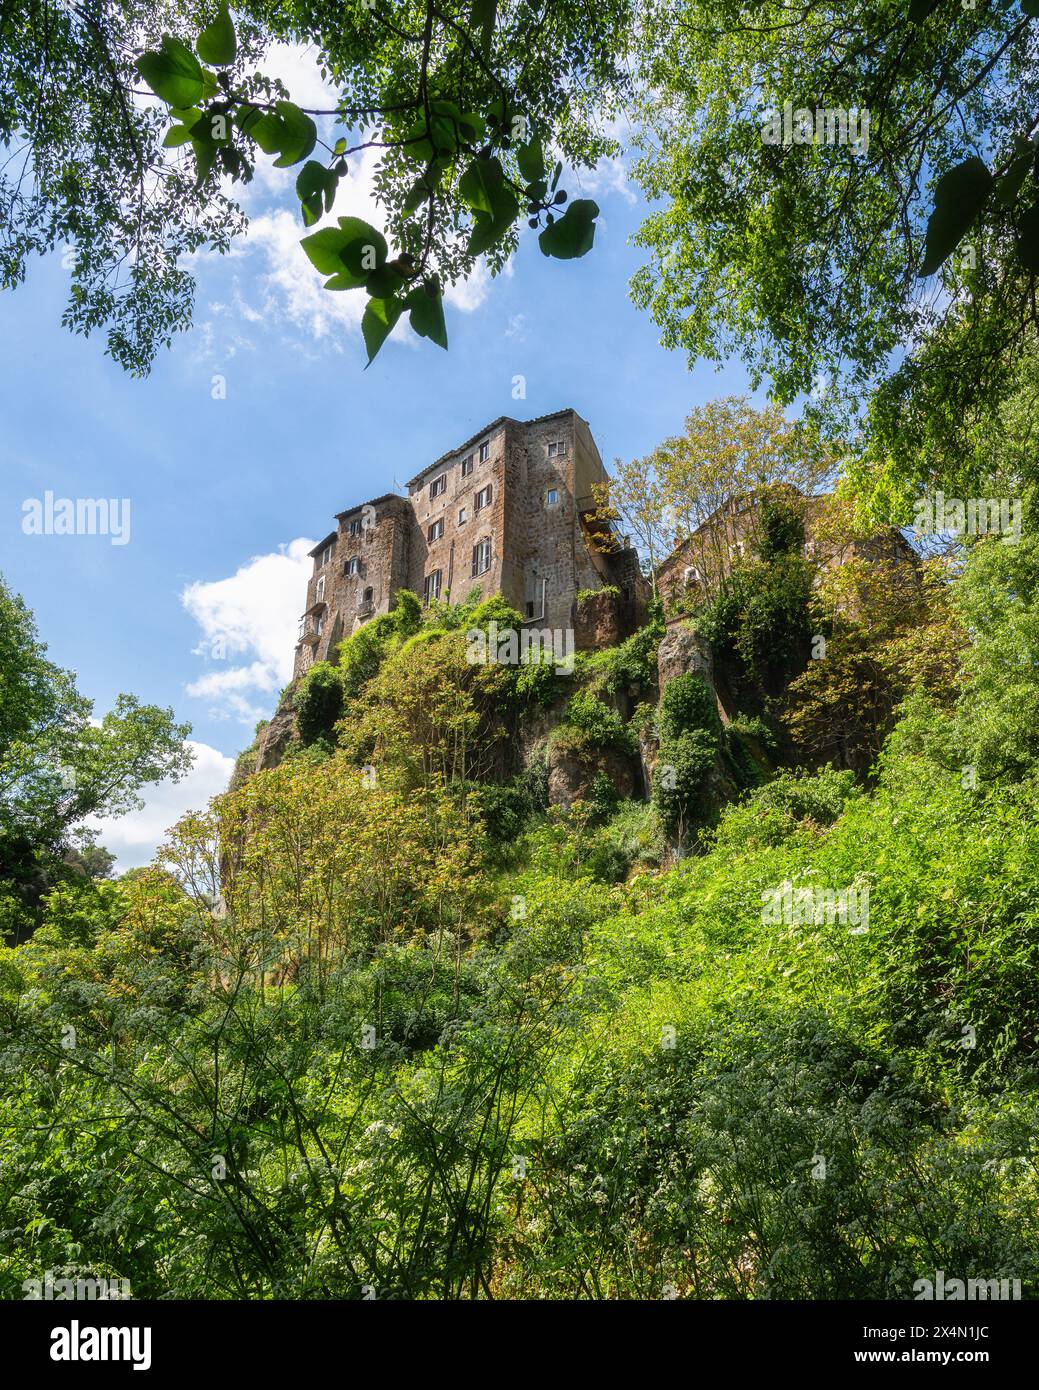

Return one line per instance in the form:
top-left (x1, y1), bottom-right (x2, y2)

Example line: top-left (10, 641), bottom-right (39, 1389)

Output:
top-left (363, 587), bottom-right (374, 604)
top-left (346, 556), bottom-right (360, 577)
top-left (428, 518), bottom-right (444, 542)
top-left (315, 614), bottom-right (324, 637)
top-left (479, 441), bottom-right (489, 462)
top-left (349, 517), bottom-right (363, 537)
top-left (458, 506), bottom-right (467, 525)
top-left (546, 488), bottom-right (558, 506)
top-left (318, 543), bottom-right (334, 568)
top-left (547, 440), bottom-right (567, 458)
top-left (315, 575), bottom-right (325, 601)
top-left (429, 473), bottom-right (447, 499)
top-left (423, 569), bottom-right (442, 604)
top-left (525, 601), bottom-right (535, 619)
top-left (461, 453), bottom-right (474, 477)
top-left (472, 538), bottom-right (491, 577)
top-left (474, 484), bottom-right (492, 512)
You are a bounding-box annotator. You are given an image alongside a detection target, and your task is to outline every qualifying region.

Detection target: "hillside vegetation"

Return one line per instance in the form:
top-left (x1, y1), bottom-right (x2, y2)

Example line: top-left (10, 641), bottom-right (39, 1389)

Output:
top-left (2, 510), bottom-right (1039, 1299)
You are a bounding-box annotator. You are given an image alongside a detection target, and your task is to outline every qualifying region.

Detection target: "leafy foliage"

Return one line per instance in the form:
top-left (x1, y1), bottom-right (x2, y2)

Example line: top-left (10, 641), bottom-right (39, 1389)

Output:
top-left (0, 576), bottom-right (191, 936)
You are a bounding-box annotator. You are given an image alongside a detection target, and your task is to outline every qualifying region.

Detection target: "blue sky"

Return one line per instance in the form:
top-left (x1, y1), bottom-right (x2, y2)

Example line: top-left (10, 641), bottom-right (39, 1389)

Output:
top-left (0, 45), bottom-right (752, 866)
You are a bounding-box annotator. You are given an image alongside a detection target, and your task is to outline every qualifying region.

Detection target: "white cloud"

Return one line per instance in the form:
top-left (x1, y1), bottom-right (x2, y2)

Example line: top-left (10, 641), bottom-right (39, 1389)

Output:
top-left (246, 206), bottom-right (373, 340)
top-left (181, 538), bottom-right (314, 723)
top-left (88, 741), bottom-right (236, 872)
top-left (578, 154), bottom-right (637, 206)
top-left (260, 41), bottom-right (340, 112)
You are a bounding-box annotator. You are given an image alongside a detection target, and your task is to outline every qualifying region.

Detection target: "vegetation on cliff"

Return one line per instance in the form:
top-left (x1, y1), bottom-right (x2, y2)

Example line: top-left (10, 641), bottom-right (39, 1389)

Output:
top-left (3, 489), bottom-right (1039, 1297)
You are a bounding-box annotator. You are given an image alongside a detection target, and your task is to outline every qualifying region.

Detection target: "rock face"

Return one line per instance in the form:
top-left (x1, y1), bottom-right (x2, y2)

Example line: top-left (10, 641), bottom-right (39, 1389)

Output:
top-left (547, 745), bottom-right (638, 809)
top-left (255, 687), bottom-right (299, 771)
top-left (657, 620), bottom-right (714, 693)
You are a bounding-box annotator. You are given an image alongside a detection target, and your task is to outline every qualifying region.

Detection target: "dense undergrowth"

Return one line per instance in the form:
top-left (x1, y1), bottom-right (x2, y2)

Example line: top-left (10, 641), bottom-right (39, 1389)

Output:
top-left (2, 527), bottom-right (1039, 1299)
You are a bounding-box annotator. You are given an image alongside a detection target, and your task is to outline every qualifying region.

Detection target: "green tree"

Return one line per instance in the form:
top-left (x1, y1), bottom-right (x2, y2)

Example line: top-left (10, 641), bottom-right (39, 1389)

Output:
top-left (0, 577), bottom-right (192, 932)
top-left (631, 3), bottom-right (1039, 495)
top-left (1, 0), bottom-right (631, 368)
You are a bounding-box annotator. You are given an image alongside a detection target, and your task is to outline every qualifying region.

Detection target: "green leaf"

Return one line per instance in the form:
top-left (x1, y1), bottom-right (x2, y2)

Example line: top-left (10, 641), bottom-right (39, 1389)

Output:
top-left (136, 36), bottom-right (205, 109)
top-left (365, 264), bottom-right (405, 298)
top-left (995, 153), bottom-right (1032, 209)
top-left (517, 139), bottom-right (545, 185)
top-left (538, 198), bottom-right (599, 259)
top-left (248, 101), bottom-right (317, 167)
top-left (1021, 0), bottom-right (1039, 15)
top-left (919, 158), bottom-right (992, 277)
top-left (301, 227), bottom-right (353, 275)
top-left (362, 297), bottom-right (402, 365)
top-left (1015, 201), bottom-right (1039, 272)
top-left (235, 103), bottom-right (263, 137)
top-left (301, 216), bottom-right (387, 281)
top-left (323, 270), bottom-right (369, 290)
top-left (460, 112), bottom-right (486, 140)
top-left (471, 0), bottom-right (497, 55)
top-left (460, 155), bottom-right (518, 253)
top-left (295, 161), bottom-right (337, 226)
top-left (406, 282), bottom-right (448, 349)
top-left (336, 216), bottom-right (388, 275)
top-left (403, 120), bottom-right (436, 164)
top-left (909, 0), bottom-right (943, 20)
top-left (162, 124), bottom-right (194, 148)
top-left (467, 192), bottom-right (519, 256)
top-left (190, 137), bottom-right (219, 183)
top-left (189, 108), bottom-right (232, 144)
top-left (460, 156), bottom-right (504, 215)
top-left (196, 6), bottom-right (237, 65)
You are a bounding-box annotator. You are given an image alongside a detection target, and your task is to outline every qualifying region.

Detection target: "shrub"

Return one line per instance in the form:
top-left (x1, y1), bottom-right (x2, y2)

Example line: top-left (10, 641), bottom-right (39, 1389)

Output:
top-left (582, 800), bottom-right (665, 881)
top-left (659, 672), bottom-right (720, 741)
top-left (653, 727), bottom-right (718, 839)
top-left (724, 725), bottom-right (765, 790)
top-left (294, 661), bottom-right (344, 746)
top-left (753, 765), bottom-right (859, 824)
top-left (553, 691), bottom-right (637, 756)
top-left (652, 673), bottom-right (723, 841)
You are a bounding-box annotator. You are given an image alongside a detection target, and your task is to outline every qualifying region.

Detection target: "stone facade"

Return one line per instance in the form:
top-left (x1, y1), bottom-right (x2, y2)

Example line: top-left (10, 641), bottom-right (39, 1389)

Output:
top-left (656, 490), bottom-right (917, 613)
top-left (294, 409), bottom-right (649, 677)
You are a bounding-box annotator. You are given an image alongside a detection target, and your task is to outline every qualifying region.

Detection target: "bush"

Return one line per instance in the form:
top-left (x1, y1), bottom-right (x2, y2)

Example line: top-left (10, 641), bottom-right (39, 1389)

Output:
top-left (294, 661), bottom-right (344, 746)
top-left (553, 691), bottom-right (637, 756)
top-left (653, 728), bottom-right (718, 839)
top-left (659, 672), bottom-right (720, 741)
top-left (758, 494), bottom-right (806, 561)
top-left (652, 673), bottom-right (722, 840)
top-left (753, 766), bottom-right (859, 824)
top-left (696, 554), bottom-right (814, 692)
top-left (582, 801), bottom-right (665, 881)
top-left (724, 725), bottom-right (765, 790)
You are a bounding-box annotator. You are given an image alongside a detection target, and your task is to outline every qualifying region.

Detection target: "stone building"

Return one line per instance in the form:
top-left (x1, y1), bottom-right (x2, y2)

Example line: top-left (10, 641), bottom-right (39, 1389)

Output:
top-left (655, 489), bottom-right (917, 612)
top-left (294, 408), bottom-right (649, 678)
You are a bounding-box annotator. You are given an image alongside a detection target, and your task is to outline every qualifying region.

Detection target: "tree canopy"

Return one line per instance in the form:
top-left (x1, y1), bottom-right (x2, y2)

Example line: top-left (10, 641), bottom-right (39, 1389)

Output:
top-left (0, 576), bottom-right (192, 936)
